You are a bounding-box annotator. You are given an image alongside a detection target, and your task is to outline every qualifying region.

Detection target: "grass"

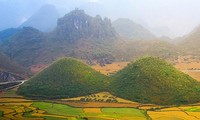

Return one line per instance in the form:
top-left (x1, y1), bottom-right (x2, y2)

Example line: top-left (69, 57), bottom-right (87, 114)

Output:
top-left (101, 108), bottom-right (146, 118)
top-left (44, 116), bottom-right (71, 120)
top-left (185, 107), bottom-right (200, 112)
top-left (102, 108), bottom-right (145, 115)
top-left (0, 111), bottom-right (3, 117)
top-left (32, 102), bottom-right (147, 120)
top-left (32, 102), bottom-right (83, 116)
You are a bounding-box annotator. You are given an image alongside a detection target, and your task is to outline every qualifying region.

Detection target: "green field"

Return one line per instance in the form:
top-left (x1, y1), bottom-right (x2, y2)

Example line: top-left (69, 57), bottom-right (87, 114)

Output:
top-left (32, 102), bottom-right (147, 120)
top-left (32, 102), bottom-right (84, 116)
top-left (185, 107), bottom-right (200, 112)
top-left (0, 111), bottom-right (3, 117)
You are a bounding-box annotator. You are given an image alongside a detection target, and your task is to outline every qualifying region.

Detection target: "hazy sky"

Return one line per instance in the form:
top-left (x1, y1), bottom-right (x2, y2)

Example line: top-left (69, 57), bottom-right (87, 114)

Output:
top-left (1, 0), bottom-right (200, 38)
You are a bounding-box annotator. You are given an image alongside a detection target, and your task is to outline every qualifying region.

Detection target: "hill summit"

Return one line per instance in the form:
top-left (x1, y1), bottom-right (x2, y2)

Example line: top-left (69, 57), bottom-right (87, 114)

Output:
top-left (17, 58), bottom-right (108, 98)
top-left (110, 57), bottom-right (200, 105)
top-left (56, 9), bottom-right (116, 42)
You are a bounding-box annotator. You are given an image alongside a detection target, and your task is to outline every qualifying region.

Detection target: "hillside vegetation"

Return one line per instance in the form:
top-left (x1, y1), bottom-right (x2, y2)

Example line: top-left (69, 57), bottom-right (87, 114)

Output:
top-left (110, 57), bottom-right (200, 105)
top-left (17, 58), bottom-right (109, 98)
top-left (0, 28), bottom-right (19, 42)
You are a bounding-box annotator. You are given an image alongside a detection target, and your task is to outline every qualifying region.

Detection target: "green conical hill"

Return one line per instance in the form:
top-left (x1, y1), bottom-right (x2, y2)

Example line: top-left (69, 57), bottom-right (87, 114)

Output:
top-left (18, 58), bottom-right (109, 99)
top-left (110, 57), bottom-right (200, 105)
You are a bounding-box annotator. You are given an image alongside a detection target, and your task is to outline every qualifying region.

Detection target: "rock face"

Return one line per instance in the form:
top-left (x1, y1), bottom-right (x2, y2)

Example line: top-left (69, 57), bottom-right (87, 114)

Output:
top-left (0, 71), bottom-right (23, 82)
top-left (56, 9), bottom-right (116, 42)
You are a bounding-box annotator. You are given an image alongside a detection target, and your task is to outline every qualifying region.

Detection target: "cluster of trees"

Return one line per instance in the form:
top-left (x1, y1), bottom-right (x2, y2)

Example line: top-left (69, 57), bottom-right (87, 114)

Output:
top-left (79, 97), bottom-right (118, 103)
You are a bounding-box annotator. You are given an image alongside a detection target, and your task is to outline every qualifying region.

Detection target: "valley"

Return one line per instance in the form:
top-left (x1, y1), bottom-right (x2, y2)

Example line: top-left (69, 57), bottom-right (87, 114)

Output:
top-left (0, 1), bottom-right (200, 119)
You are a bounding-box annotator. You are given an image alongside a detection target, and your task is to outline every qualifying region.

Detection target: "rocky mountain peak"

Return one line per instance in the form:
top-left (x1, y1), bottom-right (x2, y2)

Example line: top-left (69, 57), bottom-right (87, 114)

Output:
top-left (56, 9), bottom-right (116, 42)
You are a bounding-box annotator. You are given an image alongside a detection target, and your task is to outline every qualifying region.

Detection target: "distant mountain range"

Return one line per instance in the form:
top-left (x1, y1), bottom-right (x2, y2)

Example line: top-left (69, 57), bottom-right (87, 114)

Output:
top-left (0, 9), bottom-right (118, 67)
top-left (0, 9), bottom-right (195, 69)
top-left (112, 18), bottom-right (156, 40)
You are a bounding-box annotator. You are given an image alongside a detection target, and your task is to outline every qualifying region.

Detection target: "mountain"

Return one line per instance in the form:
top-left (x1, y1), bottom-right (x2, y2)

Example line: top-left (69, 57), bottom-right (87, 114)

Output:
top-left (55, 9), bottom-right (116, 41)
top-left (0, 27), bottom-right (47, 67)
top-left (20, 4), bottom-right (59, 32)
top-left (0, 9), bottom-right (179, 68)
top-left (180, 25), bottom-right (200, 54)
top-left (150, 26), bottom-right (174, 38)
top-left (110, 57), bottom-right (200, 105)
top-left (112, 18), bottom-right (156, 40)
top-left (0, 51), bottom-right (28, 82)
top-left (17, 58), bottom-right (109, 99)
top-left (0, 28), bottom-right (19, 42)
top-left (1, 9), bottom-right (118, 67)
top-left (118, 40), bottom-right (180, 61)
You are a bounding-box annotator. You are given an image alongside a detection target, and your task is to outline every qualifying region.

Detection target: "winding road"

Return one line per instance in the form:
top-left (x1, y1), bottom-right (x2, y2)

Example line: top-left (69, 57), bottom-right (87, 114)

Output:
top-left (0, 80), bottom-right (27, 91)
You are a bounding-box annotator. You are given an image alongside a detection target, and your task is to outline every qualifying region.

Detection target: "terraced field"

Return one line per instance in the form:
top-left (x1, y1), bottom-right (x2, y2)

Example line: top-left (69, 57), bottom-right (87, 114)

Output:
top-left (0, 98), bottom-right (148, 120)
top-left (1, 97), bottom-right (200, 120)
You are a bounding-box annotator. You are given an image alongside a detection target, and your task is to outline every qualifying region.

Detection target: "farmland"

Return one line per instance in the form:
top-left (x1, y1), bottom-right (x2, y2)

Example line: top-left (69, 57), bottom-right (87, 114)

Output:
top-left (1, 96), bottom-right (200, 120)
top-left (0, 97), bottom-right (148, 120)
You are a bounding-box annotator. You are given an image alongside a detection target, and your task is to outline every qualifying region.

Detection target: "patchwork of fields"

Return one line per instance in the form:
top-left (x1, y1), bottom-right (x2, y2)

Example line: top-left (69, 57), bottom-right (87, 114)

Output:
top-left (0, 96), bottom-right (200, 120)
top-left (0, 98), bottom-right (148, 120)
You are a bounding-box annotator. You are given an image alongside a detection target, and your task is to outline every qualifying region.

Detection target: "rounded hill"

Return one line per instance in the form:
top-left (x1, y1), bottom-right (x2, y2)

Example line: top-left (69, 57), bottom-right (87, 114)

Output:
top-left (110, 57), bottom-right (200, 105)
top-left (17, 58), bottom-right (109, 99)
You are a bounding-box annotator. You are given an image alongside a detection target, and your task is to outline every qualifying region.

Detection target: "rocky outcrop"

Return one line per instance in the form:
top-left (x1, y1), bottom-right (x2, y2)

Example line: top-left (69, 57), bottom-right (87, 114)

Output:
top-left (56, 9), bottom-right (116, 42)
top-left (0, 71), bottom-right (23, 82)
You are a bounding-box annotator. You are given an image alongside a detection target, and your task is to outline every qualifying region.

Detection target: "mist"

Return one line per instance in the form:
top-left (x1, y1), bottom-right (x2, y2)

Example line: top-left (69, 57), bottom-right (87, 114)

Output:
top-left (1, 0), bottom-right (200, 38)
